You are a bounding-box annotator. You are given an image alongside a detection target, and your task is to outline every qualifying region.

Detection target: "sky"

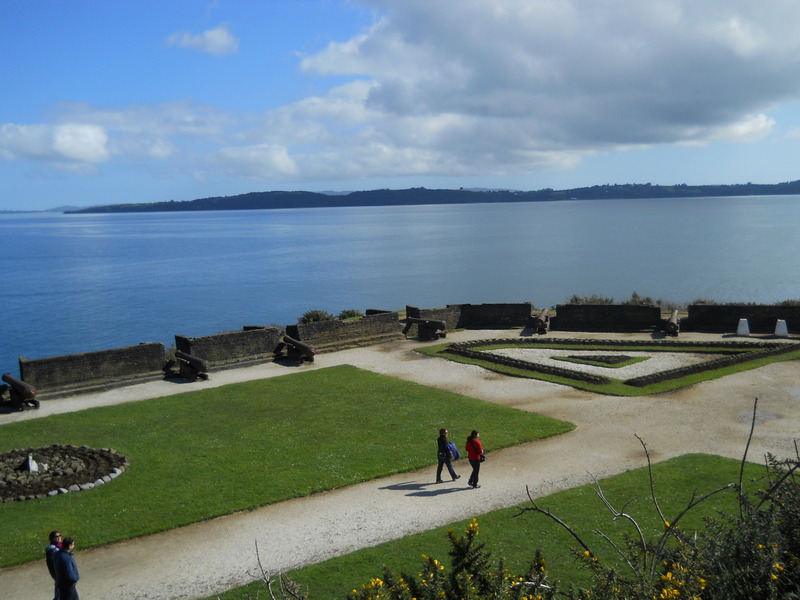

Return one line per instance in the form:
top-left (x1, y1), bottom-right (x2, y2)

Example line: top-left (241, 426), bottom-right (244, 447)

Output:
top-left (3, 0), bottom-right (800, 211)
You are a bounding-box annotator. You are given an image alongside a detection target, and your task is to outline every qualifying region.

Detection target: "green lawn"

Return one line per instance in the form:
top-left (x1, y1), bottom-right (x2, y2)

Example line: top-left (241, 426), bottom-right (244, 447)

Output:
top-left (0, 365), bottom-right (572, 567)
top-left (210, 454), bottom-right (766, 600)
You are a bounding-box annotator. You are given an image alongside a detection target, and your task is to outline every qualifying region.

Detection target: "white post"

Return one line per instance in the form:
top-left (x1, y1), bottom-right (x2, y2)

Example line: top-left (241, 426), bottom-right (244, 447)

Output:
top-left (774, 319), bottom-right (789, 338)
top-left (736, 318), bottom-right (750, 336)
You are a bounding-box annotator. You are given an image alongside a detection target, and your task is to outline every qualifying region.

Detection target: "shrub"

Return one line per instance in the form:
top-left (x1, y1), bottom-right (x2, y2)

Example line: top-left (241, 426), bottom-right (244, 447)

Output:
top-left (338, 309), bottom-right (364, 320)
top-left (621, 291), bottom-right (656, 306)
top-left (347, 519), bottom-right (555, 600)
top-left (298, 310), bottom-right (335, 324)
top-left (566, 294), bottom-right (615, 305)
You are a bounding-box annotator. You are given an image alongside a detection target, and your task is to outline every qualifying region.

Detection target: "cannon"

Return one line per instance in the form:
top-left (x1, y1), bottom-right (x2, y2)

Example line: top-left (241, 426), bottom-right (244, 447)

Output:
top-left (1, 373), bottom-right (39, 410)
top-left (402, 318), bottom-right (447, 341)
top-left (532, 309), bottom-right (550, 335)
top-left (274, 335), bottom-right (316, 363)
top-left (664, 309), bottom-right (680, 336)
top-left (175, 350), bottom-right (210, 381)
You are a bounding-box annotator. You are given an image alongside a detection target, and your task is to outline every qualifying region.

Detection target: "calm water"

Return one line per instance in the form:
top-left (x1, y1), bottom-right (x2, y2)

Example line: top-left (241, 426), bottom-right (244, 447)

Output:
top-left (2, 195), bottom-right (799, 376)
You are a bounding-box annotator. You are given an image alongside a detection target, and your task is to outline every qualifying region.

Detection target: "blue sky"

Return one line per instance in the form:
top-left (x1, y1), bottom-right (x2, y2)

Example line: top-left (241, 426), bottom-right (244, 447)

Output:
top-left (3, 0), bottom-right (800, 211)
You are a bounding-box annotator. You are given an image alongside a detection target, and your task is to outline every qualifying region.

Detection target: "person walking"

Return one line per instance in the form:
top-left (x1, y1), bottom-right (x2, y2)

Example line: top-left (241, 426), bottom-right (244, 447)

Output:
top-left (45, 530), bottom-right (62, 600)
top-left (55, 537), bottom-right (80, 600)
top-left (435, 428), bottom-right (460, 483)
top-left (465, 430), bottom-right (484, 488)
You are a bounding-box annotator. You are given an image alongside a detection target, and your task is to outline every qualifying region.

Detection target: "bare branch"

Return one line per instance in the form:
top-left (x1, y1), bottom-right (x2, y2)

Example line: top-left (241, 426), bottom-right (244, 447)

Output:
top-left (517, 486), bottom-right (595, 556)
top-left (635, 434), bottom-right (666, 525)
top-left (592, 475), bottom-right (648, 574)
top-left (739, 398), bottom-right (758, 491)
top-left (593, 528), bottom-right (637, 575)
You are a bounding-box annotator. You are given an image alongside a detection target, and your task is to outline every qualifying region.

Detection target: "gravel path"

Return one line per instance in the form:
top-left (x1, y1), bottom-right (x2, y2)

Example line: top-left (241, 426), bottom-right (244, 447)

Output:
top-left (1, 329), bottom-right (799, 600)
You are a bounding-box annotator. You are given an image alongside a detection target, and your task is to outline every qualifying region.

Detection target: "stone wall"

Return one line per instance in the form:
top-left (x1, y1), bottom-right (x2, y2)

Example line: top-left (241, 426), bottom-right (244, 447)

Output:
top-left (406, 303), bottom-right (533, 329)
top-left (19, 343), bottom-right (166, 396)
top-left (406, 305), bottom-right (462, 328)
top-left (175, 326), bottom-right (282, 366)
top-left (286, 311), bottom-right (402, 347)
top-left (551, 304), bottom-right (662, 332)
top-left (685, 304), bottom-right (800, 333)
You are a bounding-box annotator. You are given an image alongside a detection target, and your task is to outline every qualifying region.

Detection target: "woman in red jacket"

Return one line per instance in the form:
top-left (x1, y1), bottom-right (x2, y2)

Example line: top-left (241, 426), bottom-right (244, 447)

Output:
top-left (465, 430), bottom-right (484, 488)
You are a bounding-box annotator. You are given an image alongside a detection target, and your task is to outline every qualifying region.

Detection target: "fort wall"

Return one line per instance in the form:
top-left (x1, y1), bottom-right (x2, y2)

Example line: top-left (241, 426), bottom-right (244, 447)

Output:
top-left (10, 301), bottom-right (798, 399)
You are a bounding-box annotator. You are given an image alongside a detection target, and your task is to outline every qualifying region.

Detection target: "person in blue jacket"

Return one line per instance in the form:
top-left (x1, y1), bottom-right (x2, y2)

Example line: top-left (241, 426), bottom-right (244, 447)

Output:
top-left (436, 428), bottom-right (461, 483)
top-left (45, 530), bottom-right (63, 600)
top-left (55, 537), bottom-right (80, 600)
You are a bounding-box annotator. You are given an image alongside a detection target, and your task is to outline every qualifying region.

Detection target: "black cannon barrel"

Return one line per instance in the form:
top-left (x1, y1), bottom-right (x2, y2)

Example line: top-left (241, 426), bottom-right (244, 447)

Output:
top-left (283, 335), bottom-right (316, 358)
top-left (2, 373), bottom-right (37, 399)
top-left (665, 309), bottom-right (680, 334)
top-left (534, 309), bottom-right (549, 330)
top-left (175, 351), bottom-right (210, 372)
top-left (406, 318), bottom-right (447, 330)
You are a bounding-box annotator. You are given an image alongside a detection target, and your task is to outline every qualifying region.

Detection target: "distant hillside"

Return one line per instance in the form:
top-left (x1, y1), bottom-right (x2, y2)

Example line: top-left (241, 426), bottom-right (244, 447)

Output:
top-left (65, 180), bottom-right (800, 213)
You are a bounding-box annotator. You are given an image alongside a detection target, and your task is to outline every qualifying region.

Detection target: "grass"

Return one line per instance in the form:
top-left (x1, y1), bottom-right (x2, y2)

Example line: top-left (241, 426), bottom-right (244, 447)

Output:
top-left (0, 365), bottom-right (573, 567)
top-left (552, 355), bottom-right (651, 368)
top-left (419, 341), bottom-right (800, 396)
top-left (209, 454), bottom-right (766, 600)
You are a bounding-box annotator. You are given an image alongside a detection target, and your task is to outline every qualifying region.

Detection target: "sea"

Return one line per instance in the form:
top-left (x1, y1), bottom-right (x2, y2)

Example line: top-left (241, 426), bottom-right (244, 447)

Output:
top-left (1, 194), bottom-right (799, 377)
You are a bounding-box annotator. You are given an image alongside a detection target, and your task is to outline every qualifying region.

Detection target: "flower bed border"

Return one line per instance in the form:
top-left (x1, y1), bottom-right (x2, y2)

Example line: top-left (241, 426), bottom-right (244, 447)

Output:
top-left (444, 338), bottom-right (800, 390)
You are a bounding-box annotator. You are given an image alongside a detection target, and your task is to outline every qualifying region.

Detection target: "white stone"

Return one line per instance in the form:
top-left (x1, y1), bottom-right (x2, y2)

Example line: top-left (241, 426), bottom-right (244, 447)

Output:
top-left (775, 319), bottom-right (789, 337)
top-left (26, 454), bottom-right (38, 473)
top-left (737, 318), bottom-right (750, 336)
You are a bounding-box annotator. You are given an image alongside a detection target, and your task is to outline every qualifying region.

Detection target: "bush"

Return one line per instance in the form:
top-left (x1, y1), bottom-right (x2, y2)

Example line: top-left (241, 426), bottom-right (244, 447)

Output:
top-left (338, 309), bottom-right (364, 320)
top-left (620, 291), bottom-right (656, 306)
top-left (299, 309), bottom-right (335, 324)
top-left (566, 294), bottom-right (615, 305)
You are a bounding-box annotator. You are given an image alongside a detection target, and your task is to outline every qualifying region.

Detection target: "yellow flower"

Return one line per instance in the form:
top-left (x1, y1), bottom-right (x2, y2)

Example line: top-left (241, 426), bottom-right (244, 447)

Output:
top-left (664, 521), bottom-right (671, 528)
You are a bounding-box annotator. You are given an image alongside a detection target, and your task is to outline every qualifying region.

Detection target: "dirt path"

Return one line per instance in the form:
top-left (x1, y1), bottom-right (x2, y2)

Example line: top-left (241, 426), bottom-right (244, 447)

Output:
top-left (1, 330), bottom-right (798, 600)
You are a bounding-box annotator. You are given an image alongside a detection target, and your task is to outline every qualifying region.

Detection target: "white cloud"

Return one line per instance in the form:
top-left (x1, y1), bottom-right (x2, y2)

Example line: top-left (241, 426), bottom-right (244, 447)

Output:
top-left (5, 1), bottom-right (800, 185)
top-left (166, 24), bottom-right (239, 56)
top-left (0, 122), bottom-right (109, 165)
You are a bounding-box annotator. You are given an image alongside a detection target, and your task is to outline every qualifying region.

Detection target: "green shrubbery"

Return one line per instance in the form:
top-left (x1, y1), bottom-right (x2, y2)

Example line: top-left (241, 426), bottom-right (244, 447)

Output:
top-left (338, 309), bottom-right (365, 320)
top-left (299, 309), bottom-right (336, 323)
top-left (298, 309), bottom-right (365, 323)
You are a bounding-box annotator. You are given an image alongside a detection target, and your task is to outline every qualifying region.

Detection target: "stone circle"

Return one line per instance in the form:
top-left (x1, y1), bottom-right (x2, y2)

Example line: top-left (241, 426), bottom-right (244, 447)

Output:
top-left (0, 444), bottom-right (128, 502)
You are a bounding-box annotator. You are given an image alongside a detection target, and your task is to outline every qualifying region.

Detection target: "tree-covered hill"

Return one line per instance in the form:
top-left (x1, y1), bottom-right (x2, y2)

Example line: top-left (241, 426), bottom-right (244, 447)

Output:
top-left (65, 180), bottom-right (800, 213)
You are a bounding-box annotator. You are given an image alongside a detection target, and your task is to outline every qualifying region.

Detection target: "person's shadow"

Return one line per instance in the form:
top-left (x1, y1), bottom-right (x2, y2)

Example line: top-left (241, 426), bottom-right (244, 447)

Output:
top-left (380, 480), bottom-right (472, 497)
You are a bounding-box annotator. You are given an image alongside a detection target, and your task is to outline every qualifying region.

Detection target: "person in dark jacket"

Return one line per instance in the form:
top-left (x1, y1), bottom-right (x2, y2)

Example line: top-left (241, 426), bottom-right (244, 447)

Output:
top-left (45, 530), bottom-right (62, 600)
top-left (55, 537), bottom-right (80, 600)
top-left (465, 430), bottom-right (484, 488)
top-left (435, 428), bottom-right (460, 483)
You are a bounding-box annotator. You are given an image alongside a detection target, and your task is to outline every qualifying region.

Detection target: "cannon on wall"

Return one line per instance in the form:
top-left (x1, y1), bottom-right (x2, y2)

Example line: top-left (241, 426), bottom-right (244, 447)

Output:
top-left (274, 335), bottom-right (316, 363)
top-left (1, 373), bottom-right (39, 410)
top-left (664, 309), bottom-right (680, 336)
top-left (174, 350), bottom-right (210, 381)
top-left (532, 309), bottom-right (550, 335)
top-left (402, 318), bottom-right (447, 341)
